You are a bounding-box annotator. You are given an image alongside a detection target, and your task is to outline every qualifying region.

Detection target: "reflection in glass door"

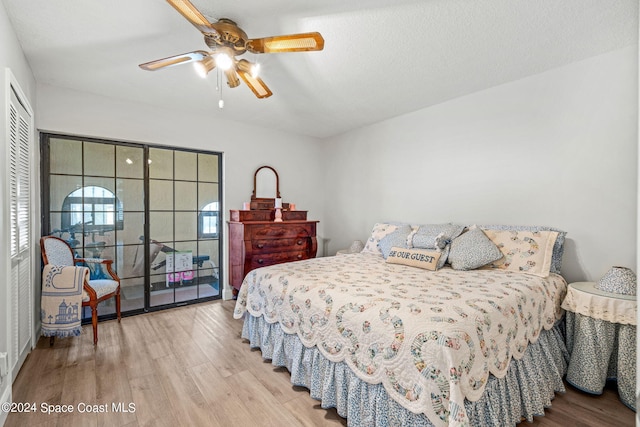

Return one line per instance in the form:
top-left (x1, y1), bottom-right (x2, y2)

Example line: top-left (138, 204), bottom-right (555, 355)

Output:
top-left (41, 134), bottom-right (222, 318)
top-left (148, 147), bottom-right (221, 307)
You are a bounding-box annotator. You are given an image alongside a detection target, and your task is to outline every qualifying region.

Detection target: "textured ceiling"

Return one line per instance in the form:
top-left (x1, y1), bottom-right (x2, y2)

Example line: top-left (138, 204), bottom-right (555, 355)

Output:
top-left (2, 0), bottom-right (638, 138)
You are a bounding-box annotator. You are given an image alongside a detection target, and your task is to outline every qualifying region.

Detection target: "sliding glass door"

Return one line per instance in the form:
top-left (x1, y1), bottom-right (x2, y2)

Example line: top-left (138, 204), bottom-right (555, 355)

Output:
top-left (148, 147), bottom-right (221, 307)
top-left (41, 134), bottom-right (222, 318)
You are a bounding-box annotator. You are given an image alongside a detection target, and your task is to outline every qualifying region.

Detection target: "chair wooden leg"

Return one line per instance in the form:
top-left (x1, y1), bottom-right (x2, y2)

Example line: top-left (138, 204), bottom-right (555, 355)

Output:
top-left (49, 336), bottom-right (55, 346)
top-left (116, 292), bottom-right (121, 323)
top-left (91, 304), bottom-right (98, 345)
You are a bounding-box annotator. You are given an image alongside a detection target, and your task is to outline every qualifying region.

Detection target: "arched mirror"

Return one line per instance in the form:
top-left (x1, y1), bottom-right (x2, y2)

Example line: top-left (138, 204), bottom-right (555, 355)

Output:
top-left (250, 166), bottom-right (282, 210)
top-left (252, 166), bottom-right (280, 200)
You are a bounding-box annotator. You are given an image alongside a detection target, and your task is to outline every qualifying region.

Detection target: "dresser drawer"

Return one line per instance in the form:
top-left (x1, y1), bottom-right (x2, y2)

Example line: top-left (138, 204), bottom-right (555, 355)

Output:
top-left (228, 216), bottom-right (318, 293)
top-left (250, 224), bottom-right (313, 239)
top-left (230, 210), bottom-right (308, 222)
top-left (250, 251), bottom-right (308, 269)
top-left (253, 237), bottom-right (309, 252)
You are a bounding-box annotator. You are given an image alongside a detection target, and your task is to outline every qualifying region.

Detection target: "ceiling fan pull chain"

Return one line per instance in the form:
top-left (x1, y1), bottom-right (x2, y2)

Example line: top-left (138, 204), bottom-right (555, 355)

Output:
top-left (218, 69), bottom-right (224, 109)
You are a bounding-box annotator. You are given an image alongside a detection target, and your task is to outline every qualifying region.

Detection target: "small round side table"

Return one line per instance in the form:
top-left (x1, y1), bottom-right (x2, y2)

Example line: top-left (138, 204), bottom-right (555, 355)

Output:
top-left (561, 281), bottom-right (636, 411)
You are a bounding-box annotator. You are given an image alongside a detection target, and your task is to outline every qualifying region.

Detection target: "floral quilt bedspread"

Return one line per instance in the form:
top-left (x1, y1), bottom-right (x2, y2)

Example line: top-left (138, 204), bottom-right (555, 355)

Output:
top-left (233, 253), bottom-right (567, 426)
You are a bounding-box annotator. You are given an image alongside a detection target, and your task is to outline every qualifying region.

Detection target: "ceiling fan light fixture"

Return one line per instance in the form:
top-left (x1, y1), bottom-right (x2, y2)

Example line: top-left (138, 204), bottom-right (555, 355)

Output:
top-left (237, 59), bottom-right (260, 78)
top-left (224, 68), bottom-right (240, 88)
top-left (251, 63), bottom-right (260, 78)
top-left (215, 53), bottom-right (233, 71)
top-left (194, 56), bottom-right (215, 78)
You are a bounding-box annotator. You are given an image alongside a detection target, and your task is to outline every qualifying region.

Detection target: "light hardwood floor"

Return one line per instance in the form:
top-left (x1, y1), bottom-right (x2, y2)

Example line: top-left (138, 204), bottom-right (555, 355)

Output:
top-left (5, 300), bottom-right (635, 427)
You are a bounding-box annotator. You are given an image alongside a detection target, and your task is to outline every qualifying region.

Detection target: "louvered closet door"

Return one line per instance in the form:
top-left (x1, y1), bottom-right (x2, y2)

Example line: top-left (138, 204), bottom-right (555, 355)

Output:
top-left (9, 86), bottom-right (33, 380)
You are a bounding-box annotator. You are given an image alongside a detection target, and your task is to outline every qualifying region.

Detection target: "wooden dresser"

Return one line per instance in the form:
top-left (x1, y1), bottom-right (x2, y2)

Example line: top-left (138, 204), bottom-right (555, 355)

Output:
top-left (228, 209), bottom-right (318, 293)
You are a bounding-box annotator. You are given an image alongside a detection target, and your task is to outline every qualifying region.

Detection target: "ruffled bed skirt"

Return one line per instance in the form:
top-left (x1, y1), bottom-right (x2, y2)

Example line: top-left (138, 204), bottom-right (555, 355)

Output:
top-left (241, 314), bottom-right (569, 426)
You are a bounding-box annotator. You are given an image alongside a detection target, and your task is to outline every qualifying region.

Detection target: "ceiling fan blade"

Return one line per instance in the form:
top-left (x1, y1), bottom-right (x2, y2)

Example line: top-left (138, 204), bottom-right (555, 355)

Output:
top-left (139, 50), bottom-right (209, 71)
top-left (247, 32), bottom-right (324, 54)
top-left (237, 70), bottom-right (273, 98)
top-left (166, 0), bottom-right (219, 36)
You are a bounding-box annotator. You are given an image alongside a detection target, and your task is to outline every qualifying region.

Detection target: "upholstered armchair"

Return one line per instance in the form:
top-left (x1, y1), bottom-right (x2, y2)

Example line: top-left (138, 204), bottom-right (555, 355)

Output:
top-left (40, 235), bottom-right (121, 344)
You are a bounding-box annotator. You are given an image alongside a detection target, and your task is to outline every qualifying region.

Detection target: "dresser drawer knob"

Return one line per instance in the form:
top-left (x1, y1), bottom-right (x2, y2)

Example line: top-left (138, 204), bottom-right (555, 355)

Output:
top-left (297, 239), bottom-right (303, 245)
top-left (257, 259), bottom-right (264, 264)
top-left (257, 244), bottom-right (264, 249)
top-left (297, 254), bottom-right (303, 260)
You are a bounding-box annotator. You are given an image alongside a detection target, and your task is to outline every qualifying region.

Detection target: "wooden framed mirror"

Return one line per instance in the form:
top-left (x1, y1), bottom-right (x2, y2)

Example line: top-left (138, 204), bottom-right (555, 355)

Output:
top-left (251, 166), bottom-right (280, 209)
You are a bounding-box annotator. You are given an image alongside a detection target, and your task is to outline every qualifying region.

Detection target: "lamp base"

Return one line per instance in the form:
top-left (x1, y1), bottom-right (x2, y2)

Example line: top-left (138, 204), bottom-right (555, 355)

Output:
top-left (274, 208), bottom-right (283, 222)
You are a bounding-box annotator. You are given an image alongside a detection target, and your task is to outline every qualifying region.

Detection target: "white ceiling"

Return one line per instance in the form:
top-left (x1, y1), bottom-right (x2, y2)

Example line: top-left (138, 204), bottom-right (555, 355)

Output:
top-left (3, 0), bottom-right (638, 138)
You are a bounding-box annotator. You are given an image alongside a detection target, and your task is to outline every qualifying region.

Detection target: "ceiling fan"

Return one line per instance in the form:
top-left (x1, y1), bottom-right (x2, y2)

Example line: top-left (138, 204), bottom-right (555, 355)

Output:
top-left (139, 0), bottom-right (325, 99)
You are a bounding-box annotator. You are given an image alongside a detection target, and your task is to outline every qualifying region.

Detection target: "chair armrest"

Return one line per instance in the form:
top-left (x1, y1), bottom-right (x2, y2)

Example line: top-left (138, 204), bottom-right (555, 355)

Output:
top-left (83, 282), bottom-right (97, 300)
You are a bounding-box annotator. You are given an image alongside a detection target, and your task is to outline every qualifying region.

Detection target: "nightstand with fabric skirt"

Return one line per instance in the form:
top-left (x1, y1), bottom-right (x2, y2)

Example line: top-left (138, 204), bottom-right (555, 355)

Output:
top-left (561, 281), bottom-right (636, 410)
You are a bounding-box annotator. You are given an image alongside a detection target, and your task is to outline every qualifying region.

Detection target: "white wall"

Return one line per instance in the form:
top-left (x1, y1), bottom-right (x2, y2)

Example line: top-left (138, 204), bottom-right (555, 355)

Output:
top-left (36, 84), bottom-right (326, 298)
top-left (322, 46), bottom-right (638, 284)
top-left (0, 2), bottom-right (37, 423)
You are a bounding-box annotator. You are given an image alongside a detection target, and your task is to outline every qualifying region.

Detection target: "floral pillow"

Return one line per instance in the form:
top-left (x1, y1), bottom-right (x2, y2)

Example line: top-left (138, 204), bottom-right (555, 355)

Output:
top-left (482, 229), bottom-right (559, 277)
top-left (412, 223), bottom-right (465, 269)
top-left (362, 223), bottom-right (405, 255)
top-left (378, 224), bottom-right (413, 259)
top-left (479, 225), bottom-right (566, 274)
top-left (448, 227), bottom-right (503, 271)
top-left (412, 223), bottom-right (465, 249)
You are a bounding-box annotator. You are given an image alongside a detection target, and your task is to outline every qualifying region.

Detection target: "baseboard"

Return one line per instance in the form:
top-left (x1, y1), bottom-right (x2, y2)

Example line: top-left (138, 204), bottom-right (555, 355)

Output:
top-left (222, 285), bottom-right (234, 301)
top-left (0, 381), bottom-right (11, 427)
top-left (34, 322), bottom-right (41, 348)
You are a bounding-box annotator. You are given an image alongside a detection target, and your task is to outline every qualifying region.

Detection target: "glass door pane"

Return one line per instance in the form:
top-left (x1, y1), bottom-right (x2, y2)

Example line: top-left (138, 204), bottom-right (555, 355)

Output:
top-left (115, 155), bottom-right (146, 312)
top-left (149, 147), bottom-right (222, 307)
top-left (197, 154), bottom-right (220, 300)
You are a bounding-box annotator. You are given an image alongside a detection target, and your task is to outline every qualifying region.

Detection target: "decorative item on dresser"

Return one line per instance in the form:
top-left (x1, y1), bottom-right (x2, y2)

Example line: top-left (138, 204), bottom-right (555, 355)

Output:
top-left (228, 166), bottom-right (318, 295)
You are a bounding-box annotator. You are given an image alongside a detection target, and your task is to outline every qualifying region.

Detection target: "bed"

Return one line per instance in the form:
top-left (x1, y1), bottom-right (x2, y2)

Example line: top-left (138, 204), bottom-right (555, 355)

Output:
top-left (233, 223), bottom-right (569, 426)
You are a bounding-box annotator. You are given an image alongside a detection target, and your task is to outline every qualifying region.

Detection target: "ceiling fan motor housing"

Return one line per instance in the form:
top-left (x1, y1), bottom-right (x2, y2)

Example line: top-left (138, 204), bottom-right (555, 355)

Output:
top-left (205, 18), bottom-right (248, 55)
